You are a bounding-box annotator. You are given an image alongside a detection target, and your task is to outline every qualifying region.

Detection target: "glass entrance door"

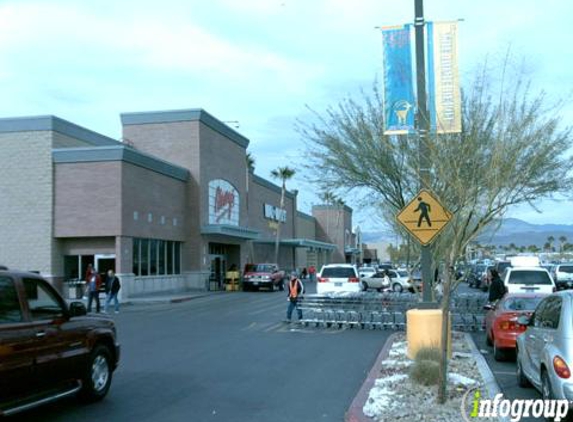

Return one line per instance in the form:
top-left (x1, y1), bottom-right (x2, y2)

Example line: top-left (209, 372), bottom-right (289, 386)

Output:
top-left (208, 254), bottom-right (226, 291)
top-left (95, 254), bottom-right (115, 276)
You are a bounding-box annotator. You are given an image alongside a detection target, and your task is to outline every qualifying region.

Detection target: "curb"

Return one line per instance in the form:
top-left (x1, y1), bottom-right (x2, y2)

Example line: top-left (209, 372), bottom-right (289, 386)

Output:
top-left (123, 292), bottom-right (217, 306)
top-left (464, 333), bottom-right (510, 422)
top-left (345, 332), bottom-right (401, 422)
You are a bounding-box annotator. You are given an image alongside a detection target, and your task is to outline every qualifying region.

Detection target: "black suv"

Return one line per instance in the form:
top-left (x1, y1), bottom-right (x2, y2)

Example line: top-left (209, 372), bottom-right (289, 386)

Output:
top-left (0, 270), bottom-right (120, 416)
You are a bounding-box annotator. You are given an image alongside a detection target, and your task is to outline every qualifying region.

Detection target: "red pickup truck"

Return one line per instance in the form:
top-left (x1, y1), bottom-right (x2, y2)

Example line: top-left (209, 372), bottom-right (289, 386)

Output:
top-left (242, 263), bottom-right (285, 291)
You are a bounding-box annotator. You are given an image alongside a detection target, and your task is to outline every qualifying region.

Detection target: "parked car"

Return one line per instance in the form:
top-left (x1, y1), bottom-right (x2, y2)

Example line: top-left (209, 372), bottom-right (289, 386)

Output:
top-left (494, 260), bottom-right (512, 278)
top-left (377, 263), bottom-right (394, 271)
top-left (484, 293), bottom-right (547, 361)
top-left (388, 269), bottom-right (419, 293)
top-left (553, 264), bottom-right (573, 291)
top-left (360, 270), bottom-right (390, 292)
top-left (242, 263), bottom-right (285, 291)
top-left (480, 265), bottom-right (495, 292)
top-left (317, 264), bottom-right (360, 294)
top-left (503, 266), bottom-right (555, 295)
top-left (468, 264), bottom-right (486, 288)
top-left (0, 270), bottom-right (120, 417)
top-left (358, 267), bottom-right (377, 279)
top-left (516, 291), bottom-right (573, 404)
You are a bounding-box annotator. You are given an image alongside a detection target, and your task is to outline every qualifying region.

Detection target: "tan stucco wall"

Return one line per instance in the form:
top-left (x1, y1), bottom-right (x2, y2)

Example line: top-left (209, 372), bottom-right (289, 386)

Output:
top-left (0, 131), bottom-right (55, 275)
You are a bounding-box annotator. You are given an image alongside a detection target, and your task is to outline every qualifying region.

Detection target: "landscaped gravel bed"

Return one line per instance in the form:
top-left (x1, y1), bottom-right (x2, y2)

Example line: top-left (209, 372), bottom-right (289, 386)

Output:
top-left (363, 332), bottom-right (497, 422)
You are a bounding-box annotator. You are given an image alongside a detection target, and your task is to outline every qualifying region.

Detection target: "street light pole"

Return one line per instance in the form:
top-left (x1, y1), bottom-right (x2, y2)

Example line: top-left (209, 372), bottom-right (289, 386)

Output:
top-left (414, 0), bottom-right (433, 303)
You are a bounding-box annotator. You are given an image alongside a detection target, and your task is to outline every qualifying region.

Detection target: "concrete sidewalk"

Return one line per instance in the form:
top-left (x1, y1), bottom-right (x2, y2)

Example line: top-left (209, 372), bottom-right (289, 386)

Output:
top-left (69, 290), bottom-right (222, 308)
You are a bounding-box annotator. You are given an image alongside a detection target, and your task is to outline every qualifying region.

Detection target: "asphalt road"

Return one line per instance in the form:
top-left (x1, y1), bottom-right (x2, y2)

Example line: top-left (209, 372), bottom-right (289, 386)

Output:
top-left (13, 282), bottom-right (390, 422)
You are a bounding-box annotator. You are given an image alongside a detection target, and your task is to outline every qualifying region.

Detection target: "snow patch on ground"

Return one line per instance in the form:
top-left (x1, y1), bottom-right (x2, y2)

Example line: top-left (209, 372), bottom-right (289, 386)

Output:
top-left (448, 373), bottom-right (479, 387)
top-left (363, 374), bottom-right (408, 417)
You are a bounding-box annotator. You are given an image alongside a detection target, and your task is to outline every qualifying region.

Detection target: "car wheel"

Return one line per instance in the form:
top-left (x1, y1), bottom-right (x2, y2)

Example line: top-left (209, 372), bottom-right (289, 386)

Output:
top-left (393, 283), bottom-right (403, 293)
top-left (361, 281), bottom-right (368, 292)
top-left (493, 342), bottom-right (505, 361)
top-left (81, 344), bottom-right (113, 402)
top-left (486, 331), bottom-right (493, 347)
top-left (243, 284), bottom-right (250, 292)
top-left (541, 370), bottom-right (553, 401)
top-left (516, 351), bottom-right (531, 388)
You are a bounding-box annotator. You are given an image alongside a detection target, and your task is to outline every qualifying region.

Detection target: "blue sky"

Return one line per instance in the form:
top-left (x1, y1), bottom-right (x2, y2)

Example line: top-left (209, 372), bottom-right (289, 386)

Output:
top-left (1, 0), bottom-right (572, 231)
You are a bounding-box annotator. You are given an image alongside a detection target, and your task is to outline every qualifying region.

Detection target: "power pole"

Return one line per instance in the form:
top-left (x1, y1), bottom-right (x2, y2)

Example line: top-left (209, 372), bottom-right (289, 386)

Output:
top-left (414, 0), bottom-right (433, 303)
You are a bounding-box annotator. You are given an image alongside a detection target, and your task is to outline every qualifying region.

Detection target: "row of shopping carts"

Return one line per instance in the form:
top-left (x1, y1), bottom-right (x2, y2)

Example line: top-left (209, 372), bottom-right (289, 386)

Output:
top-left (297, 292), bottom-right (490, 331)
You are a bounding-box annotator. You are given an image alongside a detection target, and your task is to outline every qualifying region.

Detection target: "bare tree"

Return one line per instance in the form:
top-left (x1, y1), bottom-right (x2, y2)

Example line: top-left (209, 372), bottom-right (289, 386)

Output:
top-left (300, 60), bottom-right (573, 403)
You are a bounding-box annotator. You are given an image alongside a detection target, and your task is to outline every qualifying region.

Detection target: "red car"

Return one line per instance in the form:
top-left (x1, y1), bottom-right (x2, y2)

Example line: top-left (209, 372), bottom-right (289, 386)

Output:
top-left (484, 293), bottom-right (547, 361)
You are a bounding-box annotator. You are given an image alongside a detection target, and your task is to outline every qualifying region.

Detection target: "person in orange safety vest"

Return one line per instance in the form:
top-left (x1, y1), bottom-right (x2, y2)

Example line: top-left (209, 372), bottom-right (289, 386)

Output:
top-left (285, 271), bottom-right (304, 323)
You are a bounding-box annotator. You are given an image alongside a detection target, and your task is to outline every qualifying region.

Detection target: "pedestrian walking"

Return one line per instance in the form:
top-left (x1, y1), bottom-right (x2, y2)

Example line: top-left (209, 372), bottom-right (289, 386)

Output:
top-left (85, 265), bottom-right (102, 313)
top-left (488, 269), bottom-right (506, 302)
top-left (285, 271), bottom-right (304, 323)
top-left (104, 270), bottom-right (121, 314)
top-left (301, 267), bottom-right (308, 279)
top-left (308, 265), bottom-right (316, 282)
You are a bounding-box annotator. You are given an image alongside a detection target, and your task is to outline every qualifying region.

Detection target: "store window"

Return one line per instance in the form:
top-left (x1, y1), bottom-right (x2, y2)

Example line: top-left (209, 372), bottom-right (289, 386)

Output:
top-left (133, 238), bottom-right (140, 275)
top-left (150, 240), bottom-right (157, 275)
top-left (140, 239), bottom-right (149, 276)
top-left (132, 238), bottom-right (181, 277)
top-left (158, 241), bottom-right (166, 275)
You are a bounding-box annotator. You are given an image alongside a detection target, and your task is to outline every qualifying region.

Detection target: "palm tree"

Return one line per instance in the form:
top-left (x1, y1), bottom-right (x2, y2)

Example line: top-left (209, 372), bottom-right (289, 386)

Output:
top-left (270, 166), bottom-right (296, 266)
top-left (548, 236), bottom-right (555, 252)
top-left (319, 191), bottom-right (338, 242)
top-left (544, 242), bottom-right (552, 253)
top-left (246, 152), bottom-right (255, 172)
top-left (559, 236), bottom-right (567, 253)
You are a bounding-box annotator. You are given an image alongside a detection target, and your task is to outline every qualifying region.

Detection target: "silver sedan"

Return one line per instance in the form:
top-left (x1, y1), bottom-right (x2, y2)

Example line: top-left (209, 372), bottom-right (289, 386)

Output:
top-left (516, 290), bottom-right (573, 404)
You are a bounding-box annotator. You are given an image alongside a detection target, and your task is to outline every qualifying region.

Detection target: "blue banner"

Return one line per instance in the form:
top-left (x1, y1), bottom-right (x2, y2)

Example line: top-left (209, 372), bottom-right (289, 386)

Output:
top-left (381, 26), bottom-right (415, 135)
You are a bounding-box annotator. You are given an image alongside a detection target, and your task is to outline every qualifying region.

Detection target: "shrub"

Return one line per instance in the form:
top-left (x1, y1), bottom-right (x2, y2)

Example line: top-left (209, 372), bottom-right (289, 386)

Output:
top-left (409, 346), bottom-right (441, 386)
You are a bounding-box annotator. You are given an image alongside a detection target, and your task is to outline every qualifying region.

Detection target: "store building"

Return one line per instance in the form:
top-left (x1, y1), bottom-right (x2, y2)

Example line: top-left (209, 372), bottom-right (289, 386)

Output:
top-left (0, 109), bottom-right (344, 299)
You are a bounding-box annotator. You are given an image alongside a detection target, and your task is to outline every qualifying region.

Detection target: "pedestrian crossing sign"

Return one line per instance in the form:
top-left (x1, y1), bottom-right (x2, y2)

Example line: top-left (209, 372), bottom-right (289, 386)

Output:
top-left (396, 189), bottom-right (452, 246)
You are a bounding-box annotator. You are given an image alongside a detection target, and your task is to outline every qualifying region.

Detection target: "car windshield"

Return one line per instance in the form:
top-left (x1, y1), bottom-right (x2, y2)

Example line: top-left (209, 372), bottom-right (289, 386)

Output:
top-left (502, 297), bottom-right (544, 311)
top-left (508, 270), bottom-right (552, 285)
top-left (558, 266), bottom-right (573, 273)
top-left (245, 264), bottom-right (274, 273)
top-left (497, 262), bottom-right (511, 273)
top-left (322, 267), bottom-right (356, 278)
top-left (475, 265), bottom-right (486, 272)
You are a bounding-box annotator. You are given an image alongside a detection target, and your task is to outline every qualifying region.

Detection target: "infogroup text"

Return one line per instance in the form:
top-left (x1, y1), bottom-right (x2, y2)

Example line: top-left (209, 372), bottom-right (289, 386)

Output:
top-left (464, 389), bottom-right (570, 422)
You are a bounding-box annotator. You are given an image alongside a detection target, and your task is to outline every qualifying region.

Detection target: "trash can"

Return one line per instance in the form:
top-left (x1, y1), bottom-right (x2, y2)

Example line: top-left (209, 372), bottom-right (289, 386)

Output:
top-left (66, 279), bottom-right (85, 300)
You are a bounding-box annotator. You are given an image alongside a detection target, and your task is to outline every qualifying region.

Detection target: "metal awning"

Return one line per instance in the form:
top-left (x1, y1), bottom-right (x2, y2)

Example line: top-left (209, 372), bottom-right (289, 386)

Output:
top-left (344, 247), bottom-right (361, 255)
top-left (254, 238), bottom-right (336, 251)
top-left (201, 224), bottom-right (259, 240)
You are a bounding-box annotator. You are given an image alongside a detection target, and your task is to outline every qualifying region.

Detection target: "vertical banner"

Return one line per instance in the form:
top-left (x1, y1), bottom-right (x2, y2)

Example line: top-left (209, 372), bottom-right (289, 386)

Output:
top-left (381, 25), bottom-right (415, 135)
top-left (427, 21), bottom-right (461, 133)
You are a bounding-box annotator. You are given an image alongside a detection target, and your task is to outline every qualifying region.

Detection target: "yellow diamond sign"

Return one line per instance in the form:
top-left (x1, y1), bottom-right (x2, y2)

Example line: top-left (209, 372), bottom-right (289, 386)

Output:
top-left (396, 189), bottom-right (452, 246)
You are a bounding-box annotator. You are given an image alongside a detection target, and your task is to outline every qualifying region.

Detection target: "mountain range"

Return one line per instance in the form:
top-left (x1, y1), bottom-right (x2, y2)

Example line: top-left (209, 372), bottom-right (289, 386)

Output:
top-left (362, 218), bottom-right (573, 247)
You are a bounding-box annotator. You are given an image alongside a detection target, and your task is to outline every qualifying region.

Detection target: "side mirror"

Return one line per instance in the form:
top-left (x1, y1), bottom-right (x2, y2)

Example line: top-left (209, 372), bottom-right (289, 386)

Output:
top-left (517, 315), bottom-right (531, 326)
top-left (483, 304), bottom-right (493, 311)
top-left (69, 301), bottom-right (87, 317)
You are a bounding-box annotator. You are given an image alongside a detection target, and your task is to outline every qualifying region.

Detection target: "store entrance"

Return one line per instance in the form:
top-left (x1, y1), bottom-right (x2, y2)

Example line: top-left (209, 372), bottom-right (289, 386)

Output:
top-left (208, 255), bottom-right (226, 291)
